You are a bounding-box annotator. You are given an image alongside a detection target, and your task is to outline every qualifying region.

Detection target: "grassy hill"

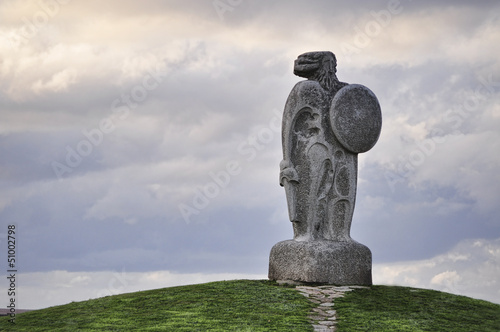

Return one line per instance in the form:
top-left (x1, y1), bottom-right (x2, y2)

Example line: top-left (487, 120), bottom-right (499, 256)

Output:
top-left (1, 280), bottom-right (500, 331)
top-left (334, 285), bottom-right (500, 331)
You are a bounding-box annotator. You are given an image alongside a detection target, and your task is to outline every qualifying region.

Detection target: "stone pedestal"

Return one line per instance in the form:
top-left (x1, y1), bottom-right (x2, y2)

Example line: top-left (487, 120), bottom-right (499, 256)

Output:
top-left (268, 239), bottom-right (372, 285)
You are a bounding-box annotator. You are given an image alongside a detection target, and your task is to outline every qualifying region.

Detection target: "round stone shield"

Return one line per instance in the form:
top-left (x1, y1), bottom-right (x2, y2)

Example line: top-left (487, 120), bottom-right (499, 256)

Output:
top-left (330, 84), bottom-right (382, 154)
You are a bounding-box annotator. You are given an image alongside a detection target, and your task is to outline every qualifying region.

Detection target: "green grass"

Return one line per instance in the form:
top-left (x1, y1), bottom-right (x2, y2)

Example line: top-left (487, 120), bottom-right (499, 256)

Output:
top-left (2, 281), bottom-right (500, 331)
top-left (334, 285), bottom-right (500, 331)
top-left (0, 280), bottom-right (315, 331)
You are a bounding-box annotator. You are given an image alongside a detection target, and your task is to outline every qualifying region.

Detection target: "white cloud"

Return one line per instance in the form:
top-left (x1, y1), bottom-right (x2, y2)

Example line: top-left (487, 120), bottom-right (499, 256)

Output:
top-left (32, 68), bottom-right (78, 93)
top-left (430, 270), bottom-right (461, 286)
top-left (374, 237), bottom-right (500, 304)
top-left (17, 270), bottom-right (267, 309)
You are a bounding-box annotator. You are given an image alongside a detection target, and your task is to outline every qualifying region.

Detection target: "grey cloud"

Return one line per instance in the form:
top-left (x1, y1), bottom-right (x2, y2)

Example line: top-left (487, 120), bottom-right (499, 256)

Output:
top-left (1, 0), bottom-right (500, 309)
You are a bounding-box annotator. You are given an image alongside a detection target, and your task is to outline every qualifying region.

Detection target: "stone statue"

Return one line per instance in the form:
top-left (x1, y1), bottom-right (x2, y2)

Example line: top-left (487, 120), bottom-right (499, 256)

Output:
top-left (269, 51), bottom-right (382, 285)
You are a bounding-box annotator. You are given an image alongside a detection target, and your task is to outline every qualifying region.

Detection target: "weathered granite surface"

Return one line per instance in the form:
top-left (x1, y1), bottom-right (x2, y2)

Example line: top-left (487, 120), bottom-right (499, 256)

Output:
top-left (269, 51), bottom-right (381, 285)
top-left (269, 240), bottom-right (372, 285)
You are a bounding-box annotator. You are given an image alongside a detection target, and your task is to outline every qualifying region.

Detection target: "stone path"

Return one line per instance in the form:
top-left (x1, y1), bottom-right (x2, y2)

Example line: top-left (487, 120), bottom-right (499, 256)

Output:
top-left (296, 285), bottom-right (369, 331)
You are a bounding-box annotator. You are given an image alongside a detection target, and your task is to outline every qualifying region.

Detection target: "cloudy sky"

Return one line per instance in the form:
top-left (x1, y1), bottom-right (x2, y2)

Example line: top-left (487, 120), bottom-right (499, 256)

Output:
top-left (1, 0), bottom-right (499, 309)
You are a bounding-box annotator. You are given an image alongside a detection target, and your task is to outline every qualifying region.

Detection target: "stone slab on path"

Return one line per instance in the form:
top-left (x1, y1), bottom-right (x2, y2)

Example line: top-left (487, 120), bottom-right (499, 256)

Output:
top-left (296, 285), bottom-right (370, 332)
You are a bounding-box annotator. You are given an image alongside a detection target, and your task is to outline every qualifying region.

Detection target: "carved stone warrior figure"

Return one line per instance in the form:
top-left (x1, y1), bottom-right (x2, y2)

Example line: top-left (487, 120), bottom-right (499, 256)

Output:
top-left (280, 51), bottom-right (353, 242)
top-left (269, 51), bottom-right (381, 285)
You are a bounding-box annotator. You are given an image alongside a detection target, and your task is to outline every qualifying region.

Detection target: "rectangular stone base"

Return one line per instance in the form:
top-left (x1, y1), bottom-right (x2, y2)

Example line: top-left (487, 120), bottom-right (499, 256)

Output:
top-left (268, 239), bottom-right (372, 285)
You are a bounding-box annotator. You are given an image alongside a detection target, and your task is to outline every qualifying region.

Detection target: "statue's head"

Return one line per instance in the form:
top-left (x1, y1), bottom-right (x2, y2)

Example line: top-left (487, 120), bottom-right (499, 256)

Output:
top-left (294, 51), bottom-right (337, 79)
top-left (293, 51), bottom-right (340, 94)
